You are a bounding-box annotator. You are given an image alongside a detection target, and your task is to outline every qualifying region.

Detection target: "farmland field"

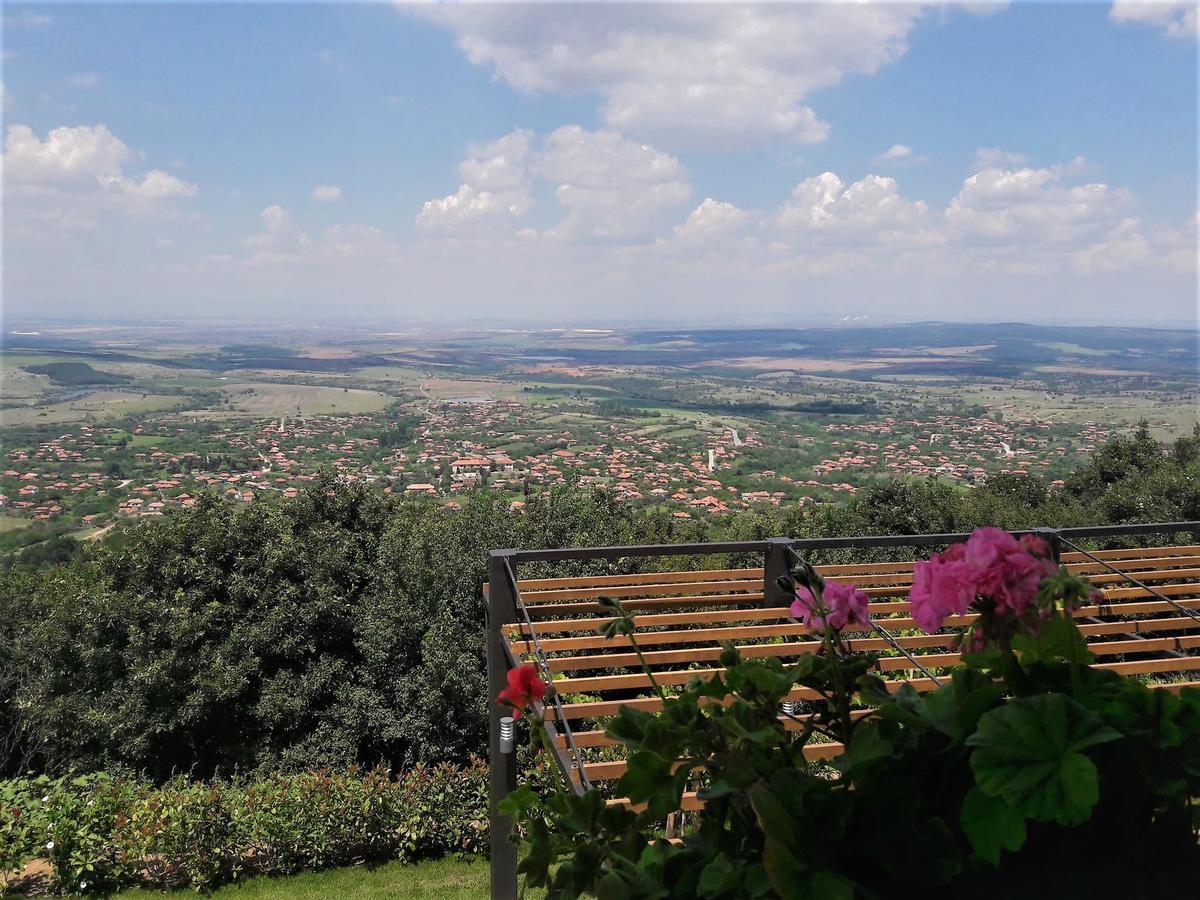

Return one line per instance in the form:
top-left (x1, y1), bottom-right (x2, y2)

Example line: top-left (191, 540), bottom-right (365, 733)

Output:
top-left (1, 390), bottom-right (184, 426)
top-left (213, 382), bottom-right (392, 415)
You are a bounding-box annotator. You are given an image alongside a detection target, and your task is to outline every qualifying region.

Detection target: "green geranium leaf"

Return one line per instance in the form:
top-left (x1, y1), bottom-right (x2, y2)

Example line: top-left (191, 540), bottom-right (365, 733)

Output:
top-left (497, 784), bottom-right (539, 818)
top-left (967, 694), bottom-right (1121, 826)
top-left (836, 719), bottom-right (892, 777)
top-left (960, 786), bottom-right (1026, 865)
top-left (697, 854), bottom-right (737, 898)
top-left (515, 816), bottom-right (553, 885)
top-left (744, 864), bottom-right (774, 898)
top-left (605, 705), bottom-right (656, 746)
top-left (1011, 613), bottom-right (1094, 667)
top-left (748, 782), bottom-right (796, 846)
top-left (789, 653), bottom-right (818, 682)
top-left (961, 644), bottom-right (1004, 671)
top-left (595, 870), bottom-right (630, 900)
top-left (929, 668), bottom-right (1005, 740)
top-left (697, 778), bottom-right (737, 801)
top-left (875, 682), bottom-right (941, 732)
top-left (616, 750), bottom-right (677, 813)
top-left (811, 870), bottom-right (856, 900)
top-left (719, 644), bottom-right (742, 668)
top-left (879, 669), bottom-right (1002, 742)
top-left (760, 839), bottom-right (810, 900)
top-left (559, 790), bottom-right (606, 834)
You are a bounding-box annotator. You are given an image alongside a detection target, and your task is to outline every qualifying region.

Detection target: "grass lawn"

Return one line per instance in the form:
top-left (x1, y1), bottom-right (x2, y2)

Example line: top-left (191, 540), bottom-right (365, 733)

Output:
top-left (119, 856), bottom-right (496, 898)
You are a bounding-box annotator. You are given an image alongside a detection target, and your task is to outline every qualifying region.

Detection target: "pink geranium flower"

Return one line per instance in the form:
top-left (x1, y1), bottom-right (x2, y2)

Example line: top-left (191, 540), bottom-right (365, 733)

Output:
top-left (963, 527), bottom-right (1021, 598)
top-left (965, 528), bottom-right (1046, 616)
top-left (791, 581), bottom-right (870, 632)
top-left (964, 527), bottom-right (1019, 566)
top-left (907, 527), bottom-right (1064, 636)
top-left (990, 550), bottom-right (1046, 616)
top-left (1020, 533), bottom-right (1062, 580)
top-left (909, 554), bottom-right (976, 633)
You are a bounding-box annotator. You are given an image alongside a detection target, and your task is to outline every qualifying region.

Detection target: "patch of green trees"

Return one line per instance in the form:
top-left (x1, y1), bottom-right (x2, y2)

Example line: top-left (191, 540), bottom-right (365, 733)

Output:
top-left (23, 362), bottom-right (132, 386)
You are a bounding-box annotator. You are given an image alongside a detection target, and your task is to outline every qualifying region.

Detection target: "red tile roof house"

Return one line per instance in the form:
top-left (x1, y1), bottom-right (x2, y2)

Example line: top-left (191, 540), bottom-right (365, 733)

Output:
top-left (451, 457), bottom-right (493, 476)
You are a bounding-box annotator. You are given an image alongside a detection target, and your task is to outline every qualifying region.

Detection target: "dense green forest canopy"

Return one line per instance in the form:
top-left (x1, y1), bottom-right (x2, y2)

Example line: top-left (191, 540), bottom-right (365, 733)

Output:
top-left (1, 425), bottom-right (1197, 782)
top-left (22, 361), bottom-right (132, 386)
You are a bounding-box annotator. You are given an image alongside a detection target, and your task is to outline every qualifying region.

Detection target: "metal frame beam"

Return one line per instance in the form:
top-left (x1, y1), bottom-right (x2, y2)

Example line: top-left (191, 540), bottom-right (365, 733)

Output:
top-left (487, 550), bottom-right (519, 900)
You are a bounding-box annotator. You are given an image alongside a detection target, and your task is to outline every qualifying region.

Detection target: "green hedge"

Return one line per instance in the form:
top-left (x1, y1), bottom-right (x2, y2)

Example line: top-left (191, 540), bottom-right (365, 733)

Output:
top-left (0, 760), bottom-right (487, 895)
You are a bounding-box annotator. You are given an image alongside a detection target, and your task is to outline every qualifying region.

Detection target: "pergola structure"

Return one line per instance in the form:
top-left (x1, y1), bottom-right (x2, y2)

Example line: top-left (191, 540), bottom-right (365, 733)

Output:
top-left (485, 522), bottom-right (1200, 899)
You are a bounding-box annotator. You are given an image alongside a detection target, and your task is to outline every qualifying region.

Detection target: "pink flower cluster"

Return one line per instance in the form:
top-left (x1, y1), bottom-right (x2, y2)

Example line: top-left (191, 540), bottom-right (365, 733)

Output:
top-left (791, 581), bottom-right (870, 632)
top-left (909, 528), bottom-right (1058, 634)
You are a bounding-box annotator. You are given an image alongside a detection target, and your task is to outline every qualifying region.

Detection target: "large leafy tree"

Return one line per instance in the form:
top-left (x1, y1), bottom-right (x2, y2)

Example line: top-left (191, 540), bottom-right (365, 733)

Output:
top-left (1, 480), bottom-right (679, 778)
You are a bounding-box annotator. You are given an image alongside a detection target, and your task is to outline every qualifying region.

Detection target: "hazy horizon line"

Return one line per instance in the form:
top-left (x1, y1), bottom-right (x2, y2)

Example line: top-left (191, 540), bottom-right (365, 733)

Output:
top-left (3, 315), bottom-right (1199, 334)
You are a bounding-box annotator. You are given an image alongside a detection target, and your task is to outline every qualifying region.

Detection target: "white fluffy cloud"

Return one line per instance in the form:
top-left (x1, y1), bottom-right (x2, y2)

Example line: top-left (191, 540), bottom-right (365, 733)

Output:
top-left (310, 184), bottom-right (343, 202)
top-left (759, 154), bottom-right (1187, 279)
top-left (776, 173), bottom-right (936, 248)
top-left (417, 125), bottom-right (1190, 282)
top-left (3, 123), bottom-right (197, 234)
top-left (873, 143), bottom-right (928, 166)
top-left (104, 169), bottom-right (197, 200)
top-left (878, 144), bottom-right (913, 161)
top-left (418, 126), bottom-right (690, 243)
top-left (1074, 215), bottom-right (1198, 275)
top-left (4, 123), bottom-right (131, 184)
top-left (455, 129), bottom-right (532, 193)
top-left (671, 198), bottom-right (755, 245)
top-left (243, 205), bottom-right (311, 260)
top-left (946, 162), bottom-right (1133, 246)
top-left (1110, 1), bottom-right (1198, 38)
top-left (417, 129), bottom-right (533, 234)
top-left (415, 3), bottom-right (943, 147)
top-left (755, 165), bottom-right (1192, 288)
top-left (537, 126), bottom-right (691, 242)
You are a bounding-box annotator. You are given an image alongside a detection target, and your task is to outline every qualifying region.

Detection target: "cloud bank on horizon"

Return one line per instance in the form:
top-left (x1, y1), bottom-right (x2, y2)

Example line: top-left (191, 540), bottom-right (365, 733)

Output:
top-left (2, 2), bottom-right (1197, 325)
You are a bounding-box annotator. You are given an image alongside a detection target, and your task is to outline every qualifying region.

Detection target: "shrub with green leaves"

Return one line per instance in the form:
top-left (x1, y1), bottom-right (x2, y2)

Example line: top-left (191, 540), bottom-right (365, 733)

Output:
top-left (41, 773), bottom-right (141, 895)
top-left (397, 761), bottom-right (489, 859)
top-left (0, 776), bottom-right (48, 886)
top-left (233, 767), bottom-right (401, 875)
top-left (0, 761), bottom-right (488, 896)
top-left (119, 777), bottom-right (232, 889)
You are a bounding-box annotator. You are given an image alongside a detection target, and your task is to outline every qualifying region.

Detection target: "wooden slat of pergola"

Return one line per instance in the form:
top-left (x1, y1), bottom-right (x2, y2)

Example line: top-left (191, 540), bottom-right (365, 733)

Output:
top-left (495, 544), bottom-right (1200, 806)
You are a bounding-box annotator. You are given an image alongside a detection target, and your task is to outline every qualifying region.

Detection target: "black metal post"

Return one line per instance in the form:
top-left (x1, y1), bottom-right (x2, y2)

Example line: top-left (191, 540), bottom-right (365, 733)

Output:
top-left (763, 537), bottom-right (795, 607)
top-left (487, 550), bottom-right (519, 900)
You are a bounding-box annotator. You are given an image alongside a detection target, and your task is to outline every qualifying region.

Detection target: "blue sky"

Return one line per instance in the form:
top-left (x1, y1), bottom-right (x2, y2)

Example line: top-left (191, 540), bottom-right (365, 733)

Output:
top-left (3, 2), bottom-right (1197, 325)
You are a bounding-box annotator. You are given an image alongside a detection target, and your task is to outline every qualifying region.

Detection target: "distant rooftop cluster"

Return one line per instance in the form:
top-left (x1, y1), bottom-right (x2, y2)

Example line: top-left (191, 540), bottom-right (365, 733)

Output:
top-left (0, 394), bottom-right (1135, 536)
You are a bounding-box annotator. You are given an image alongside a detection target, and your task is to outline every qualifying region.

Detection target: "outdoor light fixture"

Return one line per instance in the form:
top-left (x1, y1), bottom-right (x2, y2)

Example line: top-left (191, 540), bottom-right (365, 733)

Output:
top-left (781, 701), bottom-right (797, 717)
top-left (500, 716), bottom-right (515, 754)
